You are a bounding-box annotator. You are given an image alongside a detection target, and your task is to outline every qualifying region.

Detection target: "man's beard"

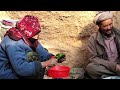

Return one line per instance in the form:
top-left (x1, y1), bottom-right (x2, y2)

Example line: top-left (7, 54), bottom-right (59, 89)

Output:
top-left (99, 28), bottom-right (113, 38)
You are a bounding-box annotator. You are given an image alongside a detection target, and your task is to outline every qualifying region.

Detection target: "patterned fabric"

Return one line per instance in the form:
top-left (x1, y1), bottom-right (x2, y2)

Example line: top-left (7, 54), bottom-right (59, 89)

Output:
top-left (5, 15), bottom-right (41, 40)
top-left (16, 15), bottom-right (41, 38)
top-left (5, 15), bottom-right (41, 50)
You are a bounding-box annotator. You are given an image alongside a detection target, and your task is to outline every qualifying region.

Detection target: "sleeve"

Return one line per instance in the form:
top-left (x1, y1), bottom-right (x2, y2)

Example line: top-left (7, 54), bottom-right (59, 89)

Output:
top-left (35, 43), bottom-right (55, 62)
top-left (87, 35), bottom-right (117, 72)
top-left (5, 42), bottom-right (43, 77)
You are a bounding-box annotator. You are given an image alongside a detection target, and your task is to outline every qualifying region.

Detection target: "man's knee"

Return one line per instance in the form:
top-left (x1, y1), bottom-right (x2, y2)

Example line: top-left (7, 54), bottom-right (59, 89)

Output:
top-left (85, 63), bottom-right (101, 79)
top-left (85, 62), bottom-right (103, 78)
top-left (85, 63), bottom-right (97, 74)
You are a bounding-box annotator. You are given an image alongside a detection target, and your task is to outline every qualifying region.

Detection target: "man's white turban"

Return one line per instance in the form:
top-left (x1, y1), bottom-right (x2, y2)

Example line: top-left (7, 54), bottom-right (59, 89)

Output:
top-left (93, 11), bottom-right (113, 25)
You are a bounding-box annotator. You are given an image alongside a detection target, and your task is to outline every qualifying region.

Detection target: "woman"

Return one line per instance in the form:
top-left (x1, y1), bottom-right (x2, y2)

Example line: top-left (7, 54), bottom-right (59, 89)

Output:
top-left (0, 15), bottom-right (57, 79)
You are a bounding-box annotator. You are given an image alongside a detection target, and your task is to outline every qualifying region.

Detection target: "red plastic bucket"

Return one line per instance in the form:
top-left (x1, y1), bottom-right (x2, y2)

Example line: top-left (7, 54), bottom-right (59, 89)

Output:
top-left (47, 65), bottom-right (70, 78)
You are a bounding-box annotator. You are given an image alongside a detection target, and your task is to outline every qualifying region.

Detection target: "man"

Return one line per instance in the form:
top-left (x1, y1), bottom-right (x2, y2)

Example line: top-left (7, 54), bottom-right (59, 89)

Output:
top-left (85, 11), bottom-right (120, 79)
top-left (0, 15), bottom-right (57, 79)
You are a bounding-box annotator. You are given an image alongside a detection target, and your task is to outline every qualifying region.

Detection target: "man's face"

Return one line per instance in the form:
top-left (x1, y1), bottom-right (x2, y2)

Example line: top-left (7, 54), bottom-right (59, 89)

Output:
top-left (99, 19), bottom-right (113, 37)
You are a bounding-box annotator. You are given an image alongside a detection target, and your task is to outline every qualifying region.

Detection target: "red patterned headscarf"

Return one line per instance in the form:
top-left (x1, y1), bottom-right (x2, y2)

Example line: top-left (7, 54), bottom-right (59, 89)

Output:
top-left (5, 15), bottom-right (41, 40)
top-left (5, 15), bottom-right (41, 49)
top-left (16, 15), bottom-right (41, 38)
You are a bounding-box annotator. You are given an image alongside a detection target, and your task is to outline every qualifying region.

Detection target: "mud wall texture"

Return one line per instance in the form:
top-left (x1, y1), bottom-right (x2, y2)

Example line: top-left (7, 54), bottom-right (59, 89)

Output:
top-left (0, 11), bottom-right (120, 68)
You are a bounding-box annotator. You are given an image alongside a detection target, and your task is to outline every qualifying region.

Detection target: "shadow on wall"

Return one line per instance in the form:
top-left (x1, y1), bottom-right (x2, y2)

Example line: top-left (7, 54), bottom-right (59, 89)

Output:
top-left (79, 23), bottom-right (98, 39)
top-left (71, 23), bottom-right (98, 68)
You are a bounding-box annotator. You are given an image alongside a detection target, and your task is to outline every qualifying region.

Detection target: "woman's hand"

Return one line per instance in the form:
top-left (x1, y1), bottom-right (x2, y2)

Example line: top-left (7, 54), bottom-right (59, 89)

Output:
top-left (41, 58), bottom-right (58, 68)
